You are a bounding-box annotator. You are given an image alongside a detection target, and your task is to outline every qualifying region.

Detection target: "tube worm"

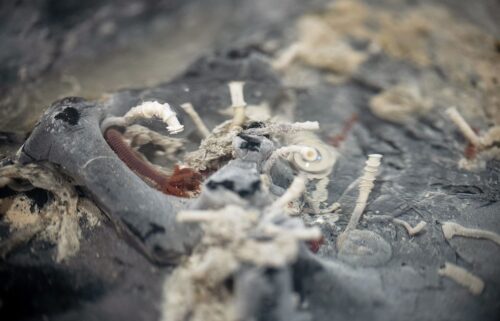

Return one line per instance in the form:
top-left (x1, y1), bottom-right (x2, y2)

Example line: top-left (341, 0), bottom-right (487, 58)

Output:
top-left (101, 101), bottom-right (184, 134)
top-left (104, 127), bottom-right (201, 197)
top-left (244, 121), bottom-right (319, 136)
top-left (181, 103), bottom-right (211, 138)
top-left (344, 154), bottom-right (383, 232)
top-left (229, 81), bottom-right (247, 128)
top-left (393, 219), bottom-right (427, 236)
top-left (270, 175), bottom-right (306, 212)
top-left (438, 262), bottom-right (484, 295)
top-left (446, 107), bottom-right (482, 148)
top-left (338, 154), bottom-right (382, 248)
top-left (442, 221), bottom-right (500, 246)
top-left (125, 101), bottom-right (184, 134)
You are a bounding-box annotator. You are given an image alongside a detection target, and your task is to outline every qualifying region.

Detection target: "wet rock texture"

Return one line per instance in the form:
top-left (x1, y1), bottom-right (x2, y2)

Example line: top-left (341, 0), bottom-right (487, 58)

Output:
top-left (1, 0), bottom-right (500, 321)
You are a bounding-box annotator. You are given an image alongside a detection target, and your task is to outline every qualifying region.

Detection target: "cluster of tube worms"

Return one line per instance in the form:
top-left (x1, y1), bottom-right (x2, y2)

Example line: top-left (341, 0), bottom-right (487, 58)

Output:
top-left (104, 127), bottom-right (201, 197)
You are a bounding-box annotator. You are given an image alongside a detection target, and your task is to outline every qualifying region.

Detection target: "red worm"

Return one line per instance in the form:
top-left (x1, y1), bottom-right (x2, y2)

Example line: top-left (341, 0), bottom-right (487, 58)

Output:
top-left (104, 127), bottom-right (201, 197)
top-left (328, 113), bottom-right (359, 147)
top-left (307, 236), bottom-right (325, 254)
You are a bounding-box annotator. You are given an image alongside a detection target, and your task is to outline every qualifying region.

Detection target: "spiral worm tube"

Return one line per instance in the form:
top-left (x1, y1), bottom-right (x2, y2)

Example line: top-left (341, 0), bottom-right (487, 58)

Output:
top-left (344, 154), bottom-right (383, 232)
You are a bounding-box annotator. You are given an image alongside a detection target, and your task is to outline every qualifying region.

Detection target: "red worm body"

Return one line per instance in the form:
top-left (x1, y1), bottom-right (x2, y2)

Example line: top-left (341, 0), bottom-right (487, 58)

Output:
top-left (104, 127), bottom-right (201, 197)
top-left (307, 236), bottom-right (325, 254)
top-left (329, 113), bottom-right (359, 147)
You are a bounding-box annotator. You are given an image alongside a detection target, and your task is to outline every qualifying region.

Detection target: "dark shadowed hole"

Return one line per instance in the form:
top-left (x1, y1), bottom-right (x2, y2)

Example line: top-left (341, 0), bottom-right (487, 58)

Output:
top-left (0, 264), bottom-right (105, 320)
top-left (54, 107), bottom-right (80, 125)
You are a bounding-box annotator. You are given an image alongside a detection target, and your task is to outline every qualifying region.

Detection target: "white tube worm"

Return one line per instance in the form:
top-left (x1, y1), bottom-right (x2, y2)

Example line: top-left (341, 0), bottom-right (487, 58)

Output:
top-left (438, 262), bottom-right (484, 295)
top-left (270, 175), bottom-right (306, 211)
top-left (244, 121), bottom-right (319, 136)
top-left (124, 101), bottom-right (184, 134)
top-left (442, 221), bottom-right (500, 246)
top-left (344, 154), bottom-right (383, 232)
top-left (393, 219), bottom-right (427, 236)
top-left (229, 81), bottom-right (247, 128)
top-left (181, 103), bottom-right (211, 138)
top-left (445, 107), bottom-right (481, 147)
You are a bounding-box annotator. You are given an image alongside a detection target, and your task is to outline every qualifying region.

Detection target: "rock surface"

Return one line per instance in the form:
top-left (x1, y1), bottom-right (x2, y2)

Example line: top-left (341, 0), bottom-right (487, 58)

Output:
top-left (1, 0), bottom-right (500, 321)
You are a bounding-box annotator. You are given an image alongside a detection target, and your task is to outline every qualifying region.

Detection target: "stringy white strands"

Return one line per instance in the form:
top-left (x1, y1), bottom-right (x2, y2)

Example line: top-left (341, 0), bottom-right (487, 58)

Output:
top-left (229, 81), bottom-right (247, 128)
top-left (264, 145), bottom-right (318, 176)
top-left (181, 103), bottom-right (211, 138)
top-left (445, 107), bottom-right (482, 147)
top-left (438, 262), bottom-right (484, 295)
top-left (345, 154), bottom-right (383, 232)
top-left (442, 221), bottom-right (500, 246)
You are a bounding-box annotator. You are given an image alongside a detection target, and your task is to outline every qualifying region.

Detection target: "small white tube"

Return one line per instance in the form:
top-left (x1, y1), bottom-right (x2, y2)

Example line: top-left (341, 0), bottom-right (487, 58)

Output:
top-left (270, 175), bottom-right (306, 211)
top-left (446, 107), bottom-right (481, 147)
top-left (246, 121), bottom-right (320, 136)
top-left (393, 219), bottom-right (427, 236)
top-left (442, 221), bottom-right (500, 246)
top-left (229, 81), bottom-right (246, 107)
top-left (181, 103), bottom-right (211, 138)
top-left (438, 262), bottom-right (484, 295)
top-left (344, 154), bottom-right (383, 232)
top-left (123, 101), bottom-right (184, 134)
top-left (229, 81), bottom-right (247, 128)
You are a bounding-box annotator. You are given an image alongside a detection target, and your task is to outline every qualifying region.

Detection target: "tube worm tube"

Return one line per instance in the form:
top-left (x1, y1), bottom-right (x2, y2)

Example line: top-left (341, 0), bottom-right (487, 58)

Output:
top-left (446, 107), bottom-right (481, 147)
top-left (181, 103), bottom-right (211, 138)
top-left (344, 154), bottom-right (383, 232)
top-left (229, 81), bottom-right (247, 128)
